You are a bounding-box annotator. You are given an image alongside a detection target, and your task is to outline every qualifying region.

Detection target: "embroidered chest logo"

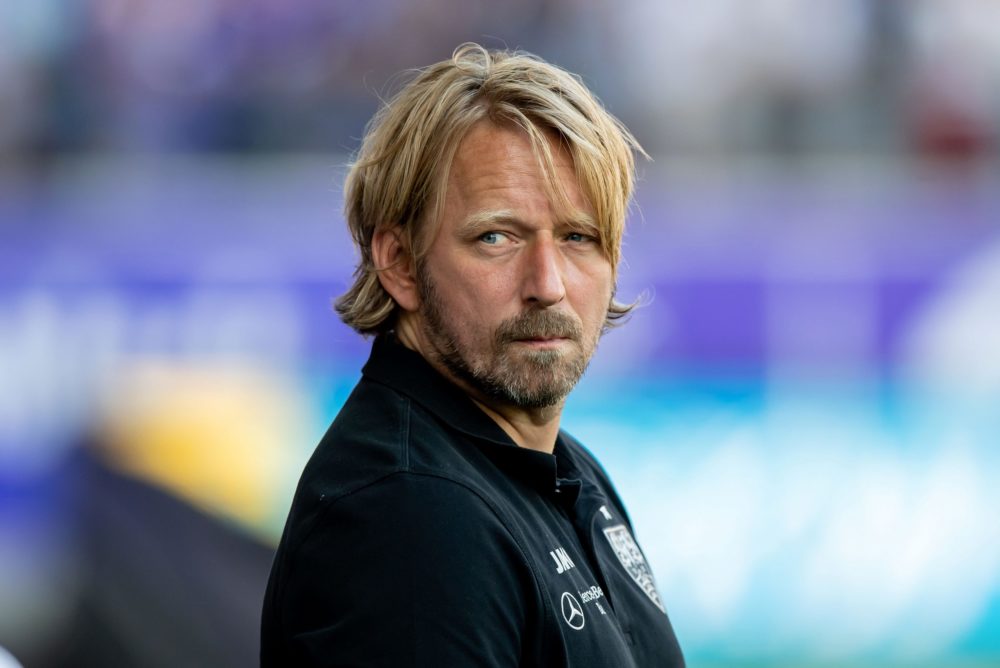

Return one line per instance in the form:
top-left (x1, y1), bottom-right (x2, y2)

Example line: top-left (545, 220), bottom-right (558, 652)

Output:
top-left (602, 524), bottom-right (666, 613)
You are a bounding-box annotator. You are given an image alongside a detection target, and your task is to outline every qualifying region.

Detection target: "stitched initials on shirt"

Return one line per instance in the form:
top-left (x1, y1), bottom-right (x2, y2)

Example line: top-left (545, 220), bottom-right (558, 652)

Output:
top-left (550, 547), bottom-right (576, 574)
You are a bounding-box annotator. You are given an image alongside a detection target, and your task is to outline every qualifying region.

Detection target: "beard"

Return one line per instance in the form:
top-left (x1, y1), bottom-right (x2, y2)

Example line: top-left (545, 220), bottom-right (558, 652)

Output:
top-left (417, 268), bottom-right (600, 409)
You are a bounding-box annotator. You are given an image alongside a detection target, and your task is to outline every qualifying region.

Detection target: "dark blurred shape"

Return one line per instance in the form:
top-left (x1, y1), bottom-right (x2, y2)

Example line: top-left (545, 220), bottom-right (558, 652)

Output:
top-left (34, 443), bottom-right (274, 668)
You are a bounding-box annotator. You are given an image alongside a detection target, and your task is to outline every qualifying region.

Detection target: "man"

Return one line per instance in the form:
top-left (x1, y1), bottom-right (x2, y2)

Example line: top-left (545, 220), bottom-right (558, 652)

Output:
top-left (261, 43), bottom-right (685, 667)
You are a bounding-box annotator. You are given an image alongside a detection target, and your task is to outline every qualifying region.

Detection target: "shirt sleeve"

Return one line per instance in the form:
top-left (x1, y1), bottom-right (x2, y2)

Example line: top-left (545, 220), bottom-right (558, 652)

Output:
top-left (271, 472), bottom-right (538, 667)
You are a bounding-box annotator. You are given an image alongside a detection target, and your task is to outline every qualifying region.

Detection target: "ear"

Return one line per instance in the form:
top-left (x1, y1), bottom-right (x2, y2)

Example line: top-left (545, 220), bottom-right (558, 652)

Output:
top-left (371, 227), bottom-right (420, 313)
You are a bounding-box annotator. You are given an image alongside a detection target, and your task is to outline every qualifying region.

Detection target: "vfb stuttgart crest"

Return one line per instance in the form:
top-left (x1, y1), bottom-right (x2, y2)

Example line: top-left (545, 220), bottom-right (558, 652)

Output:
top-left (602, 525), bottom-right (666, 613)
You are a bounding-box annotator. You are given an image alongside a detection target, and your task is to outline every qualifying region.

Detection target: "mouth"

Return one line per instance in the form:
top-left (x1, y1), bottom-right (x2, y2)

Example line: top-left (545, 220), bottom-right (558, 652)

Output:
top-left (511, 336), bottom-right (572, 349)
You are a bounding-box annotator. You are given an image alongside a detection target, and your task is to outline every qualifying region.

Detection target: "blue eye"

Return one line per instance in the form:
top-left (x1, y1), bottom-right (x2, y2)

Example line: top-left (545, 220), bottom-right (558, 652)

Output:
top-left (480, 231), bottom-right (503, 244)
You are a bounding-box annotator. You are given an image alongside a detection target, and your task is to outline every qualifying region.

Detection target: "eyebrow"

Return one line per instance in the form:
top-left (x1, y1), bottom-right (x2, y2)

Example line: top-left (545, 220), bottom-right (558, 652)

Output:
top-left (459, 209), bottom-right (600, 236)
top-left (459, 209), bottom-right (518, 234)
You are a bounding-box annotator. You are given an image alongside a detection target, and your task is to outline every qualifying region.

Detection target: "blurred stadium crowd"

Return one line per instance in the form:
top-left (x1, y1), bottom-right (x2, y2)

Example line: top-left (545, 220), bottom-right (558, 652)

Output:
top-left (1, 1), bottom-right (999, 667)
top-left (0, 0), bottom-right (997, 161)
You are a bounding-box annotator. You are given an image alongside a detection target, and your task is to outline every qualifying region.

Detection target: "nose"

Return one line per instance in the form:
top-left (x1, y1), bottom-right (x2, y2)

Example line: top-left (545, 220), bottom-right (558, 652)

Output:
top-left (521, 236), bottom-right (566, 307)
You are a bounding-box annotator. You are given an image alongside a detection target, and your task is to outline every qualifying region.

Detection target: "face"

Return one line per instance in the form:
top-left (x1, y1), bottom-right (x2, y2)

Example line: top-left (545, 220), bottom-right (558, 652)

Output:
top-left (413, 121), bottom-right (614, 409)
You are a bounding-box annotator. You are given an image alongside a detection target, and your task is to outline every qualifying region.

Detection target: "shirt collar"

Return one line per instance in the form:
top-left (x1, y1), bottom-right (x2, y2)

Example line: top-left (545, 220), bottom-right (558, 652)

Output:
top-left (361, 335), bottom-right (581, 504)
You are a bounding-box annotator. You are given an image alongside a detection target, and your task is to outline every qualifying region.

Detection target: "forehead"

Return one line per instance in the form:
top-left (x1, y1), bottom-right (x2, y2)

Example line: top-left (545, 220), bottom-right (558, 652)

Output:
top-left (444, 121), bottom-right (591, 218)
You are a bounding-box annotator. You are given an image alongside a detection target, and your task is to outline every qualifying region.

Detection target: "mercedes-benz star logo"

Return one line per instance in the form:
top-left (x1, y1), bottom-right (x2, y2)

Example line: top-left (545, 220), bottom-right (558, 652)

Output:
top-left (560, 592), bottom-right (585, 630)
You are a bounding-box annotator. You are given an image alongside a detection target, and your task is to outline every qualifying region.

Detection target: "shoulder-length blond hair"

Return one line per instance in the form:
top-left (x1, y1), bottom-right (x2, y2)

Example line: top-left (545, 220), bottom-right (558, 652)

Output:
top-left (335, 43), bottom-right (646, 335)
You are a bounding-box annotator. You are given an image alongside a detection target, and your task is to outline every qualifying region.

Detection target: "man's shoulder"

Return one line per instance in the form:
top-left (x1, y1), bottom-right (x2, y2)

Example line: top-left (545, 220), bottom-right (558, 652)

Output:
top-left (305, 377), bottom-right (412, 482)
top-left (291, 468), bottom-right (517, 549)
top-left (286, 376), bottom-right (506, 534)
top-left (262, 468), bottom-right (543, 666)
top-left (265, 468), bottom-right (541, 632)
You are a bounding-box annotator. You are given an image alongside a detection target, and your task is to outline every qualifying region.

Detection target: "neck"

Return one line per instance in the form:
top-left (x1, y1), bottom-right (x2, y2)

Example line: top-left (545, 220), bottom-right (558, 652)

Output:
top-left (395, 318), bottom-right (564, 454)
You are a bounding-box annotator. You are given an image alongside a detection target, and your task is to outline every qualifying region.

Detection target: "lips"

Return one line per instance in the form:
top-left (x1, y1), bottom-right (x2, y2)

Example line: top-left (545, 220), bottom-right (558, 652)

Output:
top-left (509, 336), bottom-right (575, 353)
top-left (510, 334), bottom-right (574, 346)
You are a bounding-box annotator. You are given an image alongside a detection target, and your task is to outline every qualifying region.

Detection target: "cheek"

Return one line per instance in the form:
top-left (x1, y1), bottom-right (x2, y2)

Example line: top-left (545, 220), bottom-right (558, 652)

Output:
top-left (443, 261), bottom-right (517, 308)
top-left (571, 262), bottom-right (614, 315)
top-left (430, 263), bottom-right (513, 328)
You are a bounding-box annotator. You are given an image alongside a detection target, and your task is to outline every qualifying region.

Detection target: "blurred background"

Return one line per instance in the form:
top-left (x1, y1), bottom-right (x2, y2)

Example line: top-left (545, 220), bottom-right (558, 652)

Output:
top-left (1, 1), bottom-right (999, 666)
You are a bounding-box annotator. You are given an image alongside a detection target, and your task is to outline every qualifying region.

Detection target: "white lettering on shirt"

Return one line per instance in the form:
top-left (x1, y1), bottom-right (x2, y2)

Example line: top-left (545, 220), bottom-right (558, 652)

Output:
top-left (579, 585), bottom-right (605, 603)
top-left (550, 547), bottom-right (576, 574)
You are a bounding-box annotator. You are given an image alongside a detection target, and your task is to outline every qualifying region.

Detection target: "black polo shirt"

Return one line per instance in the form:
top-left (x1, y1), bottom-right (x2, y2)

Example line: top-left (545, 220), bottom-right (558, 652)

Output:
top-left (261, 336), bottom-right (685, 667)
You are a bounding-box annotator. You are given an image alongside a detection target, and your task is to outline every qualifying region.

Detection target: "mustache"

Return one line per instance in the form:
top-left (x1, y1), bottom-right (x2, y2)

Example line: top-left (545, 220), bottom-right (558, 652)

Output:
top-left (495, 310), bottom-right (582, 344)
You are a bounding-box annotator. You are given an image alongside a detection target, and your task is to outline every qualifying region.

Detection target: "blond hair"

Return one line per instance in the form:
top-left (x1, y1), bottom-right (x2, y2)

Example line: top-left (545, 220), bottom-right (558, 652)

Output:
top-left (336, 43), bottom-right (646, 335)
